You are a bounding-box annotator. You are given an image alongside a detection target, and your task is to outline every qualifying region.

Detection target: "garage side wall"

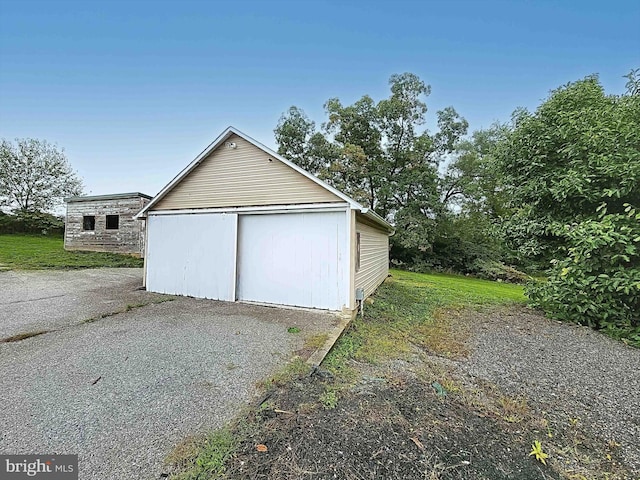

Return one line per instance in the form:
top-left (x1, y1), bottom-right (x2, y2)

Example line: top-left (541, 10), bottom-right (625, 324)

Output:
top-left (153, 134), bottom-right (340, 210)
top-left (355, 215), bottom-right (390, 299)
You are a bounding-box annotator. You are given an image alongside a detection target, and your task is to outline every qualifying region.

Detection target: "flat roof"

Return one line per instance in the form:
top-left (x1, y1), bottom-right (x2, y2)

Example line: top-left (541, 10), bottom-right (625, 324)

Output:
top-left (65, 192), bottom-right (152, 203)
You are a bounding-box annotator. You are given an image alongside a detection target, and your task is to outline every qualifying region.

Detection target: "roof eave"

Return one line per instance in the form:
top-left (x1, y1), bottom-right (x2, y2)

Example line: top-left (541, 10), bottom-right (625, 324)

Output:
top-left (66, 192), bottom-right (152, 203)
top-left (359, 207), bottom-right (394, 234)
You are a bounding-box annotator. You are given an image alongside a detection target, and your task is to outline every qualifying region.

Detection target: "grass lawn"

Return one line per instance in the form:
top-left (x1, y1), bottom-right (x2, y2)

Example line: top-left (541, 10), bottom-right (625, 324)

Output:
top-left (389, 268), bottom-right (526, 304)
top-left (0, 234), bottom-right (143, 269)
top-left (323, 269), bottom-right (525, 373)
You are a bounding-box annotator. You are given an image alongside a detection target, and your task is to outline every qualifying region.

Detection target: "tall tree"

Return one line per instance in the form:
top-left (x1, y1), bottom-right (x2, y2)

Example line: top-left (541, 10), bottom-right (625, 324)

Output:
top-left (494, 73), bottom-right (640, 340)
top-left (495, 75), bottom-right (640, 259)
top-left (440, 123), bottom-right (510, 217)
top-left (0, 138), bottom-right (83, 214)
top-left (504, 75), bottom-right (639, 218)
top-left (274, 73), bottom-right (468, 253)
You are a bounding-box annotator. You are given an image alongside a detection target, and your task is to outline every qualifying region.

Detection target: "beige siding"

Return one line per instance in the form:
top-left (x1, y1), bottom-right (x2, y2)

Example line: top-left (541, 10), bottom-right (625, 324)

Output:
top-left (152, 134), bottom-right (339, 210)
top-left (355, 215), bottom-right (389, 299)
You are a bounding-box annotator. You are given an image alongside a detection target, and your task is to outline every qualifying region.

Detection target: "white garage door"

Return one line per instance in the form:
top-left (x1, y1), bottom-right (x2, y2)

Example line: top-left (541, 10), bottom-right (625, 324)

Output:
top-left (236, 211), bottom-right (347, 310)
top-left (146, 213), bottom-right (237, 300)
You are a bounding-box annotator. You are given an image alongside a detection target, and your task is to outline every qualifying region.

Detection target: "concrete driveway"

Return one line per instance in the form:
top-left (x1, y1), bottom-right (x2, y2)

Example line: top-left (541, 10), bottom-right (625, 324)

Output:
top-left (0, 268), bottom-right (166, 339)
top-left (0, 268), bottom-right (337, 479)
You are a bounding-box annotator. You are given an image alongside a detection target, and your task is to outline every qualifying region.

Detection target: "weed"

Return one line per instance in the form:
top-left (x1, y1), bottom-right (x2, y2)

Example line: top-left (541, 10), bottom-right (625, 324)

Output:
top-left (439, 377), bottom-right (463, 395)
top-left (83, 296), bottom-right (175, 323)
top-left (258, 357), bottom-right (309, 389)
top-left (171, 429), bottom-right (236, 480)
top-left (529, 440), bottom-right (549, 465)
top-left (165, 435), bottom-right (204, 472)
top-left (319, 388), bottom-right (339, 409)
top-left (125, 302), bottom-right (146, 312)
top-left (498, 395), bottom-right (529, 423)
top-left (287, 326), bottom-right (300, 334)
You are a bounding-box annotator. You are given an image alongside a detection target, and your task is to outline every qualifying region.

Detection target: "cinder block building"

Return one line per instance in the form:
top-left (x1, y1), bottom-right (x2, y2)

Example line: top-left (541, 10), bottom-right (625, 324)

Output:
top-left (64, 192), bottom-right (151, 256)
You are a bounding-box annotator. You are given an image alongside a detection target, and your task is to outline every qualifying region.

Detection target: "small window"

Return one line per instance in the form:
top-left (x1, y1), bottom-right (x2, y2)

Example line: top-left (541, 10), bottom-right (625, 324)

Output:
top-left (83, 216), bottom-right (95, 231)
top-left (106, 215), bottom-right (119, 230)
top-left (355, 232), bottom-right (361, 272)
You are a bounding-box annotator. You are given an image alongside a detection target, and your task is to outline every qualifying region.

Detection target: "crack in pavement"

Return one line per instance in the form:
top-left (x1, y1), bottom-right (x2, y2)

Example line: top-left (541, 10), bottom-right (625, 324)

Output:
top-left (0, 294), bottom-right (67, 306)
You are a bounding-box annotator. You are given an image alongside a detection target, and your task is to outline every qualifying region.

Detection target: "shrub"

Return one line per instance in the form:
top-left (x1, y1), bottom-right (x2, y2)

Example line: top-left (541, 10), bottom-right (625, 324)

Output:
top-left (470, 259), bottom-right (529, 284)
top-left (0, 210), bottom-right (64, 235)
top-left (527, 204), bottom-right (640, 346)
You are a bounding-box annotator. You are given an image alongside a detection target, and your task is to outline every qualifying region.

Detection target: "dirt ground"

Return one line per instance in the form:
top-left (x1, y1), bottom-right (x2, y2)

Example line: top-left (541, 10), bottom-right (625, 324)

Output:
top-left (183, 306), bottom-right (639, 480)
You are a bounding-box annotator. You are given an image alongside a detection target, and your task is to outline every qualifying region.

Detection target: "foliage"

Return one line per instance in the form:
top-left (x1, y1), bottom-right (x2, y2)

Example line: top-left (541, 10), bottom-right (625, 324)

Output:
top-left (0, 210), bottom-right (64, 235)
top-left (495, 75), bottom-right (640, 259)
top-left (0, 138), bottom-right (83, 214)
top-left (0, 234), bottom-right (143, 269)
top-left (470, 259), bottom-right (529, 284)
top-left (527, 205), bottom-right (640, 346)
top-left (487, 71), bottom-right (640, 345)
top-left (273, 106), bottom-right (335, 174)
top-left (319, 388), bottom-right (339, 409)
top-left (275, 73), bottom-right (468, 256)
top-left (172, 429), bottom-right (236, 480)
top-left (440, 123), bottom-right (511, 218)
top-left (529, 440), bottom-right (549, 465)
top-left (624, 68), bottom-right (640, 96)
top-left (392, 211), bottom-right (500, 271)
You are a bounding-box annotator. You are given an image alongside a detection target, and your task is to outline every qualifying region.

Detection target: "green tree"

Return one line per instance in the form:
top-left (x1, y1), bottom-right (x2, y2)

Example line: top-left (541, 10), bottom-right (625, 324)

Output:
top-left (495, 73), bottom-right (640, 341)
top-left (0, 138), bottom-right (83, 214)
top-left (274, 106), bottom-right (336, 174)
top-left (274, 73), bottom-right (468, 255)
top-left (440, 123), bottom-right (510, 217)
top-left (624, 68), bottom-right (640, 96)
top-left (497, 75), bottom-right (640, 235)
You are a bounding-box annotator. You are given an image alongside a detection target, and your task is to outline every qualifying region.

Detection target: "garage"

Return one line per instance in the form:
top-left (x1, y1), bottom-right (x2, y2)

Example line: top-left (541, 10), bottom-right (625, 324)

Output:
top-left (136, 127), bottom-right (393, 314)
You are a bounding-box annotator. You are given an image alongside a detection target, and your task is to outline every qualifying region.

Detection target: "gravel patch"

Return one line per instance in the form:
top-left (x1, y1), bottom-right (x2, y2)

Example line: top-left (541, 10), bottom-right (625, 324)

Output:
top-left (0, 295), bottom-right (337, 479)
top-left (461, 306), bottom-right (640, 473)
top-left (0, 268), bottom-right (167, 338)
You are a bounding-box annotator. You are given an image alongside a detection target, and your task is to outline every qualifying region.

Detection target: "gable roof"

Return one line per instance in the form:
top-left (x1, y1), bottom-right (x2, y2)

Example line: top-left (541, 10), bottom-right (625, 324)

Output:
top-left (136, 126), bottom-right (392, 232)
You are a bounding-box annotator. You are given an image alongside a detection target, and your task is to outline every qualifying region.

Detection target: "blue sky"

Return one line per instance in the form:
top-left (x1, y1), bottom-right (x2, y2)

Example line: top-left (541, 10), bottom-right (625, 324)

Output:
top-left (1, 0), bottom-right (638, 197)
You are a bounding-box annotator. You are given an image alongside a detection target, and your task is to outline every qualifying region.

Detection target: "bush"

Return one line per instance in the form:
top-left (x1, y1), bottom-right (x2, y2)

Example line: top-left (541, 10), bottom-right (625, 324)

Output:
top-left (470, 259), bottom-right (529, 284)
top-left (0, 210), bottom-right (64, 235)
top-left (527, 204), bottom-right (640, 346)
top-left (390, 212), bottom-right (508, 275)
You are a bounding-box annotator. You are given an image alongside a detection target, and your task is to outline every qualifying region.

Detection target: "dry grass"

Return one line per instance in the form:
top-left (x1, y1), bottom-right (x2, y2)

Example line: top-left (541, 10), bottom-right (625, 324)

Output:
top-left (303, 333), bottom-right (329, 350)
top-left (257, 357), bottom-right (310, 390)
